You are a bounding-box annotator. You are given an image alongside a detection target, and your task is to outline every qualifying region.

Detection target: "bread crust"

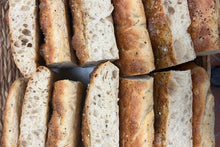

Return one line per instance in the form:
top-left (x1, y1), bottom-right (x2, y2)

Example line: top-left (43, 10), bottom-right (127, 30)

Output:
top-left (119, 77), bottom-right (154, 147)
top-left (39, 0), bottom-right (76, 66)
top-left (112, 0), bottom-right (155, 76)
top-left (188, 0), bottom-right (220, 55)
top-left (46, 80), bottom-right (84, 147)
top-left (1, 78), bottom-right (27, 147)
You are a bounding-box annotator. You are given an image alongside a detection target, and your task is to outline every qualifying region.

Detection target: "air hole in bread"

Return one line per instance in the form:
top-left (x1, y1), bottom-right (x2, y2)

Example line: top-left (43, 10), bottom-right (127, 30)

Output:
top-left (112, 70), bottom-right (117, 79)
top-left (21, 38), bottom-right (29, 45)
top-left (27, 43), bottom-right (32, 47)
top-left (14, 41), bottom-right (20, 47)
top-left (178, 1), bottom-right (182, 4)
top-left (22, 29), bottom-right (31, 36)
top-left (21, 5), bottom-right (30, 11)
top-left (168, 7), bottom-right (175, 14)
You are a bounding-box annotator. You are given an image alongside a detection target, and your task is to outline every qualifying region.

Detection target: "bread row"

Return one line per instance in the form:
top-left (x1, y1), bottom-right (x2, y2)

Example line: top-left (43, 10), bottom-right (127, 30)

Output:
top-left (1, 61), bottom-right (214, 147)
top-left (8, 0), bottom-right (220, 78)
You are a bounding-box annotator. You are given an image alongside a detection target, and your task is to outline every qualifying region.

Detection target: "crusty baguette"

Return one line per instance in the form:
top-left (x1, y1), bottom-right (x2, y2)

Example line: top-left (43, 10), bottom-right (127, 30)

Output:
top-left (82, 61), bottom-right (119, 146)
top-left (46, 80), bottom-right (84, 147)
top-left (8, 0), bottom-right (39, 78)
top-left (18, 66), bottom-right (53, 147)
top-left (154, 70), bottom-right (193, 147)
top-left (112, 0), bottom-right (155, 76)
top-left (179, 63), bottom-right (215, 147)
top-left (70, 0), bottom-right (119, 66)
top-left (119, 76), bottom-right (154, 147)
top-left (188, 0), bottom-right (220, 55)
top-left (1, 78), bottom-right (27, 147)
top-left (39, 0), bottom-right (77, 67)
top-left (143, 0), bottom-right (196, 70)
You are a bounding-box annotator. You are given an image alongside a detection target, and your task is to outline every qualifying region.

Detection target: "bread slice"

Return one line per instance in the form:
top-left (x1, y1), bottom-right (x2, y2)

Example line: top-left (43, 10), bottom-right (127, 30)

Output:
top-left (39, 0), bottom-right (77, 67)
top-left (112, 0), bottom-right (155, 76)
top-left (179, 63), bottom-right (215, 147)
top-left (1, 78), bottom-right (27, 147)
top-left (18, 66), bottom-right (53, 147)
top-left (8, 0), bottom-right (39, 78)
top-left (82, 61), bottom-right (119, 146)
top-left (188, 0), bottom-right (220, 55)
top-left (46, 80), bottom-right (84, 147)
top-left (119, 76), bottom-right (154, 147)
top-left (154, 70), bottom-right (193, 147)
top-left (70, 0), bottom-right (119, 66)
top-left (144, 0), bottom-right (196, 70)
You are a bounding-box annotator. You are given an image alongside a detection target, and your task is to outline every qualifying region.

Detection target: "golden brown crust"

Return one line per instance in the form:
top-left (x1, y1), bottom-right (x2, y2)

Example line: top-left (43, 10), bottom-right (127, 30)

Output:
top-left (119, 77), bottom-right (154, 147)
top-left (188, 0), bottom-right (220, 55)
top-left (113, 0), bottom-right (155, 76)
top-left (153, 72), bottom-right (171, 147)
top-left (143, 0), bottom-right (177, 70)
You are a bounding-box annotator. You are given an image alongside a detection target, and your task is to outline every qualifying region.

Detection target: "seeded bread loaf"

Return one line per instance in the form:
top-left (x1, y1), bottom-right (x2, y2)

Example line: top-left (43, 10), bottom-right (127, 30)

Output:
top-left (119, 76), bottom-right (154, 147)
top-left (112, 0), bottom-right (155, 76)
top-left (143, 0), bottom-right (196, 70)
top-left (82, 61), bottom-right (119, 146)
top-left (46, 80), bottom-right (84, 147)
top-left (1, 78), bottom-right (27, 147)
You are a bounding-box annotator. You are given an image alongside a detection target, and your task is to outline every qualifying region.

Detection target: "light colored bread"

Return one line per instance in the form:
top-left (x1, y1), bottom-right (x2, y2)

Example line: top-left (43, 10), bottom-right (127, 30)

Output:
top-left (179, 63), bottom-right (215, 147)
top-left (82, 61), bottom-right (119, 146)
top-left (1, 78), bottom-right (27, 147)
top-left (46, 80), bottom-right (84, 147)
top-left (8, 0), bottom-right (39, 78)
top-left (119, 76), bottom-right (154, 147)
top-left (154, 70), bottom-right (193, 147)
top-left (144, 0), bottom-right (196, 70)
top-left (112, 0), bottom-right (155, 76)
top-left (39, 0), bottom-right (77, 67)
top-left (188, 0), bottom-right (220, 55)
top-left (70, 0), bottom-right (119, 66)
top-left (18, 66), bottom-right (53, 147)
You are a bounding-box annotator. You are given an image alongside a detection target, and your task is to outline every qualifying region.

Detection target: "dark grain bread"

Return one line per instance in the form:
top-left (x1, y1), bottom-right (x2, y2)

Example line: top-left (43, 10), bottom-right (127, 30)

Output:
top-left (154, 70), bottom-right (193, 147)
top-left (39, 0), bottom-right (77, 67)
top-left (143, 0), bottom-right (196, 70)
top-left (119, 76), bottom-right (154, 147)
top-left (1, 78), bottom-right (27, 147)
top-left (179, 63), bottom-right (215, 147)
top-left (188, 0), bottom-right (220, 55)
top-left (46, 80), bottom-right (84, 147)
top-left (112, 0), bottom-right (155, 76)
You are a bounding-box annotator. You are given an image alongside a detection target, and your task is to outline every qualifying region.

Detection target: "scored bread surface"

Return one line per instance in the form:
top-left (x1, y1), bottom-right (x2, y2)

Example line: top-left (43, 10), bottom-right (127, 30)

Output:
top-left (112, 0), bottom-right (155, 76)
top-left (144, 0), bottom-right (196, 70)
top-left (18, 66), bottom-right (53, 147)
top-left (8, 0), bottom-right (39, 78)
top-left (46, 80), bottom-right (84, 147)
top-left (39, 0), bottom-right (77, 67)
top-left (82, 61), bottom-right (119, 146)
top-left (119, 76), bottom-right (154, 147)
top-left (1, 78), bottom-right (27, 147)
top-left (154, 70), bottom-right (193, 147)
top-left (70, 0), bottom-right (119, 66)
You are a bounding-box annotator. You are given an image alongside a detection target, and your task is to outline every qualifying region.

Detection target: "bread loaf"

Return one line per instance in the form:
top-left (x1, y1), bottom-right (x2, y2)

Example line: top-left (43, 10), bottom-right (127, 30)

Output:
top-left (1, 78), bottom-right (27, 147)
top-left (119, 76), bottom-right (154, 147)
top-left (46, 80), bottom-right (84, 147)
top-left (112, 0), bottom-right (155, 76)
top-left (179, 63), bottom-right (215, 147)
top-left (39, 0), bottom-right (77, 67)
top-left (188, 0), bottom-right (220, 55)
top-left (82, 61), bottom-right (119, 146)
top-left (9, 0), bottom-right (39, 78)
top-left (18, 66), bottom-right (53, 147)
top-left (154, 70), bottom-right (193, 147)
top-left (143, 0), bottom-right (196, 70)
top-left (70, 0), bottom-right (119, 66)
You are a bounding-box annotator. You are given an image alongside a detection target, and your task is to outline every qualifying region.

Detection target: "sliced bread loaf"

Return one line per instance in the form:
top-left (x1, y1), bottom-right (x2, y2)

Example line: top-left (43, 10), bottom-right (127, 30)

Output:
top-left (70, 0), bottom-right (119, 66)
top-left (82, 61), bottom-right (119, 146)
top-left (46, 80), bottom-right (84, 147)
top-left (119, 76), bottom-right (154, 147)
top-left (18, 66), bottom-right (53, 147)
top-left (8, 0), bottom-right (39, 78)
top-left (1, 78), bottom-right (27, 147)
top-left (144, 0), bottom-right (196, 70)
top-left (154, 70), bottom-right (193, 147)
